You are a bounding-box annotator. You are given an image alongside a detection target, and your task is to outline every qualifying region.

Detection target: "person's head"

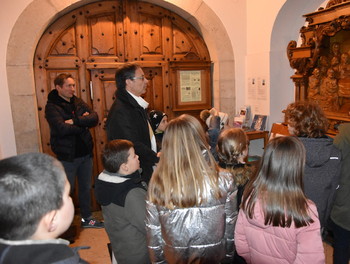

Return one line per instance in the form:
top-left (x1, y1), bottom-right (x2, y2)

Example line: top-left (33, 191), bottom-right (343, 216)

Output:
top-left (201, 108), bottom-right (229, 130)
top-left (284, 101), bottom-right (328, 138)
top-left (341, 52), bottom-right (349, 64)
top-left (312, 67), bottom-right (320, 77)
top-left (148, 114), bottom-right (220, 209)
top-left (115, 63), bottom-right (148, 96)
top-left (217, 128), bottom-right (249, 165)
top-left (331, 57), bottom-right (340, 67)
top-left (0, 153), bottom-right (74, 240)
top-left (102, 139), bottom-right (140, 175)
top-left (242, 136), bottom-right (313, 228)
top-left (54, 73), bottom-right (76, 102)
top-left (331, 42), bottom-right (340, 54)
top-left (149, 110), bottom-right (168, 133)
top-left (199, 109), bottom-right (211, 122)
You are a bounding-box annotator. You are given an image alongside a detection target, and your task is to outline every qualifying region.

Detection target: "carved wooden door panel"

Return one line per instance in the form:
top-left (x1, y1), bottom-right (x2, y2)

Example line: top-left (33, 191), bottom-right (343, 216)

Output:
top-left (34, 0), bottom-right (210, 209)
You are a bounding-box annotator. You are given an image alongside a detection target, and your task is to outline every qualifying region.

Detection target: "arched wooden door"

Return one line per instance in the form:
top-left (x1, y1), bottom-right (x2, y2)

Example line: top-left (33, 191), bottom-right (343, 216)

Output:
top-left (34, 0), bottom-right (211, 207)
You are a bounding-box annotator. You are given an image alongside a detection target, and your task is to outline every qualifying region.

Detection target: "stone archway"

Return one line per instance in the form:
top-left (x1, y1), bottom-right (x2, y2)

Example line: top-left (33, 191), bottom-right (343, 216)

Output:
top-left (6, 0), bottom-right (235, 154)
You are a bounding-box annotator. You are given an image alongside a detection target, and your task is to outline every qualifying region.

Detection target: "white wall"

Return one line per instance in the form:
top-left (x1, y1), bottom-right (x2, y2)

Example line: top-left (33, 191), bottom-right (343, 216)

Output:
top-left (0, 0), bottom-right (33, 158)
top-left (204, 0), bottom-right (247, 114)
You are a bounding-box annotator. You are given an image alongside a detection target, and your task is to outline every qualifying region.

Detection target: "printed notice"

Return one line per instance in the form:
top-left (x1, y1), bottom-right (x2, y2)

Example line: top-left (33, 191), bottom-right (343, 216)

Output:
top-left (180, 70), bottom-right (201, 102)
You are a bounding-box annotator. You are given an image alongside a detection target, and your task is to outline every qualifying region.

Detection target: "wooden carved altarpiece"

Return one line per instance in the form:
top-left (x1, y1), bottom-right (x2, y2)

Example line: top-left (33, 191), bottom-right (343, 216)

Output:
top-left (287, 0), bottom-right (350, 134)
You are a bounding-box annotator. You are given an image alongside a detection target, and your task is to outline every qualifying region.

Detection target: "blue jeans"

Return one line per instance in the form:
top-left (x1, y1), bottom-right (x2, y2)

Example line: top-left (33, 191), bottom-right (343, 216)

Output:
top-left (61, 155), bottom-right (92, 219)
top-left (331, 220), bottom-right (350, 264)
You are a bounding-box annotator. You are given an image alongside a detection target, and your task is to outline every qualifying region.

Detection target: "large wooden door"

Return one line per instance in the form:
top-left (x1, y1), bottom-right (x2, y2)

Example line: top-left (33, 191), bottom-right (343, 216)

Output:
top-left (34, 0), bottom-right (210, 208)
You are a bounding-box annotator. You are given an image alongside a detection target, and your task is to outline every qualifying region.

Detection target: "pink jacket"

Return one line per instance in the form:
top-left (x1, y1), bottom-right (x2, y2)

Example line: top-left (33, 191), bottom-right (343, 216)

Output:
top-left (235, 200), bottom-right (325, 264)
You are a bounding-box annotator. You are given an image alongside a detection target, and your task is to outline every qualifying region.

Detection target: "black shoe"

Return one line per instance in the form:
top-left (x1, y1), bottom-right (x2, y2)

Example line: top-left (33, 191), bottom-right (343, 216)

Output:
top-left (81, 217), bottom-right (104, 229)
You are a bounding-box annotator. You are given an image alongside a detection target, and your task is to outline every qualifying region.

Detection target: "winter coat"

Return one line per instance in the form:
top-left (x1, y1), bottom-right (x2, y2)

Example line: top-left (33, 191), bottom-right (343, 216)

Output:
top-left (218, 162), bottom-right (255, 209)
top-left (45, 89), bottom-right (98, 161)
top-left (331, 123), bottom-right (350, 231)
top-left (0, 238), bottom-right (88, 264)
top-left (299, 136), bottom-right (341, 228)
top-left (105, 88), bottom-right (158, 182)
top-left (94, 170), bottom-right (150, 264)
top-left (145, 171), bottom-right (238, 264)
top-left (235, 199), bottom-right (325, 264)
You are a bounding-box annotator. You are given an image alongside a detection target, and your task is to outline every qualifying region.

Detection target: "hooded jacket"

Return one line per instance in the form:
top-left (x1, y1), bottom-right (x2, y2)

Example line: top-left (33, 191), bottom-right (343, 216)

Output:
top-left (299, 137), bottom-right (341, 228)
top-left (94, 170), bottom-right (150, 264)
top-left (235, 200), bottom-right (325, 264)
top-left (45, 89), bottom-right (98, 161)
top-left (145, 171), bottom-right (237, 264)
top-left (0, 238), bottom-right (88, 264)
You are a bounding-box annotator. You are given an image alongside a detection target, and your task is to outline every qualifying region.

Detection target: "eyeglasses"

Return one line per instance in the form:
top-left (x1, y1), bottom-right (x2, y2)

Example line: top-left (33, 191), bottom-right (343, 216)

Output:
top-left (131, 75), bottom-right (145, 81)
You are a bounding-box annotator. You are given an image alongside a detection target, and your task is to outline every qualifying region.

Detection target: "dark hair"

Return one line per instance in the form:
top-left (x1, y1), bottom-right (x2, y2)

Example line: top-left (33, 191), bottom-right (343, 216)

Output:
top-left (0, 153), bottom-right (65, 240)
top-left (102, 139), bottom-right (134, 173)
top-left (54, 73), bottom-right (73, 87)
top-left (241, 136), bottom-right (314, 228)
top-left (284, 101), bottom-right (328, 138)
top-left (217, 128), bottom-right (248, 166)
top-left (115, 63), bottom-right (140, 91)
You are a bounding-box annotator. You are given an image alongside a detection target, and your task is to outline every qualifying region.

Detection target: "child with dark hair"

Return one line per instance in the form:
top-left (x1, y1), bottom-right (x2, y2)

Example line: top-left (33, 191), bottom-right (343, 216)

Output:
top-left (217, 128), bottom-right (255, 210)
top-left (0, 152), bottom-right (88, 264)
top-left (235, 136), bottom-right (325, 264)
top-left (149, 110), bottom-right (168, 152)
top-left (94, 139), bottom-right (150, 264)
top-left (217, 128), bottom-right (255, 264)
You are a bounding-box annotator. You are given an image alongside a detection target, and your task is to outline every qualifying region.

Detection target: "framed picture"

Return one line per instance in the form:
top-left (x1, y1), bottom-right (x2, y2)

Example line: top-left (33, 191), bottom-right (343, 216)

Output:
top-left (170, 61), bottom-right (212, 111)
top-left (251, 114), bottom-right (267, 131)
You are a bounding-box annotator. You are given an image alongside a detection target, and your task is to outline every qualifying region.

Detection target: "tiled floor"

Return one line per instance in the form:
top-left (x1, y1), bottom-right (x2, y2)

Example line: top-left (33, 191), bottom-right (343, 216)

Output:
top-left (67, 212), bottom-right (341, 264)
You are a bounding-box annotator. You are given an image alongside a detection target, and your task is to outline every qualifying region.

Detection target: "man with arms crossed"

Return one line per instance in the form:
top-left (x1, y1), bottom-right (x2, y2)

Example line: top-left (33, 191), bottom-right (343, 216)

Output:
top-left (45, 73), bottom-right (103, 228)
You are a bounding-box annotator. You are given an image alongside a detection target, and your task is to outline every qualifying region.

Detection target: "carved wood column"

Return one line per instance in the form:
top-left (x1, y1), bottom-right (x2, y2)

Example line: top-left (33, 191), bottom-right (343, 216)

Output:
top-left (290, 74), bottom-right (308, 101)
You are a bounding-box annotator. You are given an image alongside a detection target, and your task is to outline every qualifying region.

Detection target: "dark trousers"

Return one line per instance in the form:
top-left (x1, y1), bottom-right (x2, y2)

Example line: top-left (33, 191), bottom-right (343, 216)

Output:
top-left (331, 220), bottom-right (350, 264)
top-left (61, 155), bottom-right (93, 219)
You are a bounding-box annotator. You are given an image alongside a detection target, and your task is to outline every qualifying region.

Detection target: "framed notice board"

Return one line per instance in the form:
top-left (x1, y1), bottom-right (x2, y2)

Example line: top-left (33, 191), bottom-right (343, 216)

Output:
top-left (170, 61), bottom-right (212, 111)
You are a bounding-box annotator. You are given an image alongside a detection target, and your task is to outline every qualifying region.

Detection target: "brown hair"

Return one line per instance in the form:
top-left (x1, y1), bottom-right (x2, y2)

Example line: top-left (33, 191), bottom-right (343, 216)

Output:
top-left (284, 101), bottom-right (328, 138)
top-left (241, 136), bottom-right (314, 228)
top-left (102, 139), bottom-right (134, 173)
top-left (217, 128), bottom-right (252, 185)
top-left (54, 73), bottom-right (73, 87)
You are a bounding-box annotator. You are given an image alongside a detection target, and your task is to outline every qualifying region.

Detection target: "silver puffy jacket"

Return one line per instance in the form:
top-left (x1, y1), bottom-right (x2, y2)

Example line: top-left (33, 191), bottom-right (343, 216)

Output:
top-left (145, 171), bottom-right (238, 264)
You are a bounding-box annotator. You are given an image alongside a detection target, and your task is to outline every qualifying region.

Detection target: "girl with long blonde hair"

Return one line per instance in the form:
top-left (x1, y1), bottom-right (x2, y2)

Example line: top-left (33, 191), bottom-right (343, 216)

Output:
top-left (146, 114), bottom-right (237, 263)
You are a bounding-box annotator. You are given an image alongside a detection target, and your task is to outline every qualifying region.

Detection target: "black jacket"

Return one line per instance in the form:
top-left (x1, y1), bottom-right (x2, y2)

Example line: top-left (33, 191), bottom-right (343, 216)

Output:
top-left (300, 136), bottom-right (341, 228)
top-left (105, 89), bottom-right (158, 182)
top-left (45, 89), bottom-right (98, 161)
top-left (0, 239), bottom-right (88, 264)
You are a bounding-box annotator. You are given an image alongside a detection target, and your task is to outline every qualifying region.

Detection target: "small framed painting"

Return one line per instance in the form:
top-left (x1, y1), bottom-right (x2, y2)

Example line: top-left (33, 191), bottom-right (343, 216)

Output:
top-left (251, 115), bottom-right (268, 131)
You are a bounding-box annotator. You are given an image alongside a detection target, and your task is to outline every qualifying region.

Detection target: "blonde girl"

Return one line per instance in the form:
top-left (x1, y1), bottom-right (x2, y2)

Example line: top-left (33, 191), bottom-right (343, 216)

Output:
top-left (146, 114), bottom-right (237, 263)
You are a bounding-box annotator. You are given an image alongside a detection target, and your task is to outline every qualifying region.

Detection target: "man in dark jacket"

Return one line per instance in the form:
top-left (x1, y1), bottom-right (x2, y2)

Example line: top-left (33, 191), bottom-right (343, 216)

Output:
top-left (106, 63), bottom-right (158, 183)
top-left (45, 73), bottom-right (103, 228)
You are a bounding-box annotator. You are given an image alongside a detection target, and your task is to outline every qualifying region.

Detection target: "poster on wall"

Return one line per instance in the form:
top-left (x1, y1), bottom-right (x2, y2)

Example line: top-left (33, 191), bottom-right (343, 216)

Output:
top-left (180, 70), bottom-right (201, 102)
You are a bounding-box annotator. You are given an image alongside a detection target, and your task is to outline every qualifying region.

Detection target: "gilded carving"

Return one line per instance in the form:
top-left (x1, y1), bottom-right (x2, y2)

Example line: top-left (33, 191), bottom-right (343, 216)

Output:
top-left (287, 0), bottom-right (350, 128)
